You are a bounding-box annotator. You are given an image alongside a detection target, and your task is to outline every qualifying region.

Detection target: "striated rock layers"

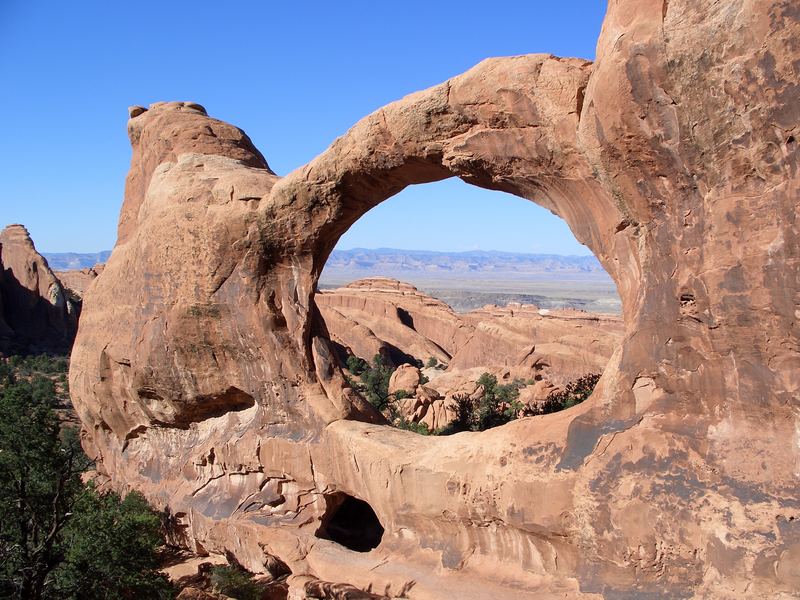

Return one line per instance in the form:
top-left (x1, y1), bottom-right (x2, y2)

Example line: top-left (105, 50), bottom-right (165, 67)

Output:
top-left (70, 2), bottom-right (799, 598)
top-left (0, 224), bottom-right (80, 353)
top-left (318, 278), bottom-right (621, 380)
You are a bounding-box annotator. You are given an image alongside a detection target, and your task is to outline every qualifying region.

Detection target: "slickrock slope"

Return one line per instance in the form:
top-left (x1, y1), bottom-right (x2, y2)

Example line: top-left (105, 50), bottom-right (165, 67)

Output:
top-left (452, 303), bottom-right (621, 383)
top-left (0, 224), bottom-right (79, 353)
top-left (316, 278), bottom-right (472, 367)
top-left (71, 2), bottom-right (800, 598)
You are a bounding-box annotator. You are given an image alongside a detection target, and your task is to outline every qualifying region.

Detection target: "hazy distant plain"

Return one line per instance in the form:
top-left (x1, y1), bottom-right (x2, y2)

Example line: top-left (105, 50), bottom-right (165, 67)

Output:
top-left (319, 249), bottom-right (621, 313)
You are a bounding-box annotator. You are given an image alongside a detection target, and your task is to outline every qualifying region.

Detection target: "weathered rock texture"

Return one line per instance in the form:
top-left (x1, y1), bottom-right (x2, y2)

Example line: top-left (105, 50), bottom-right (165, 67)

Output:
top-left (71, 2), bottom-right (800, 598)
top-left (0, 224), bottom-right (79, 353)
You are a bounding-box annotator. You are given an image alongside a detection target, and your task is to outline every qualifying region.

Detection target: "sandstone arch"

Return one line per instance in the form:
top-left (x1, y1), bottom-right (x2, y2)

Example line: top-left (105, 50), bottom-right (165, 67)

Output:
top-left (70, 1), bottom-right (799, 597)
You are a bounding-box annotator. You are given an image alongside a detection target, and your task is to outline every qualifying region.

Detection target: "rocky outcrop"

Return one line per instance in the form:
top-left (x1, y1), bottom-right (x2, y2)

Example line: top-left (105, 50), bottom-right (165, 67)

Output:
top-left (0, 224), bottom-right (80, 353)
top-left (387, 364), bottom-right (422, 396)
top-left (317, 278), bottom-right (469, 366)
top-left (318, 278), bottom-right (621, 385)
top-left (452, 303), bottom-right (621, 384)
top-left (71, 3), bottom-right (800, 598)
top-left (55, 265), bottom-right (104, 300)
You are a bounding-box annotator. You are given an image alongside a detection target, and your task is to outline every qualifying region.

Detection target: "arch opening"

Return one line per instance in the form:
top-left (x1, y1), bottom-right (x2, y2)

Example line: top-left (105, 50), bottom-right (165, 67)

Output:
top-left (315, 492), bottom-right (385, 552)
top-left (313, 179), bottom-right (624, 435)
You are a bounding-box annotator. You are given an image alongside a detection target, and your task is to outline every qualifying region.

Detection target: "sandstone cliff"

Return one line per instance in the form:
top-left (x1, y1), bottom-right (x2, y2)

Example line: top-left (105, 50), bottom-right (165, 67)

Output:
top-left (70, 2), bottom-right (800, 598)
top-left (0, 224), bottom-right (80, 354)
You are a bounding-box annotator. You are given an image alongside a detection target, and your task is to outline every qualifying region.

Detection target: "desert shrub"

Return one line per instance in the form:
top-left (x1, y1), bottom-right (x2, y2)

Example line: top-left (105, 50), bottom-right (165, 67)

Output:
top-left (437, 374), bottom-right (525, 435)
top-left (345, 354), bottom-right (368, 376)
top-left (394, 417), bottom-right (431, 435)
top-left (360, 355), bottom-right (394, 411)
top-left (345, 354), bottom-right (394, 412)
top-left (393, 389), bottom-right (413, 400)
top-left (425, 357), bottom-right (438, 368)
top-left (6, 354), bottom-right (68, 377)
top-left (210, 565), bottom-right (262, 600)
top-left (436, 394), bottom-right (474, 435)
top-left (474, 373), bottom-right (524, 431)
top-left (0, 356), bottom-right (173, 599)
top-left (0, 373), bottom-right (88, 598)
top-left (54, 489), bottom-right (175, 599)
top-left (529, 373), bottom-right (601, 416)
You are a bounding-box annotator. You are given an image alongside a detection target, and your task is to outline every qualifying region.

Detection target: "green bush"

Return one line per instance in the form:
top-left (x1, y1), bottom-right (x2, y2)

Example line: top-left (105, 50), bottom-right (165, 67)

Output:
top-left (348, 354), bottom-right (394, 412)
top-left (210, 565), bottom-right (262, 600)
top-left (394, 418), bottom-right (430, 435)
top-left (0, 356), bottom-right (174, 600)
top-left (425, 357), bottom-right (438, 368)
top-left (55, 489), bottom-right (174, 599)
top-left (437, 374), bottom-right (525, 435)
top-left (528, 374), bottom-right (600, 415)
top-left (345, 354), bottom-right (368, 376)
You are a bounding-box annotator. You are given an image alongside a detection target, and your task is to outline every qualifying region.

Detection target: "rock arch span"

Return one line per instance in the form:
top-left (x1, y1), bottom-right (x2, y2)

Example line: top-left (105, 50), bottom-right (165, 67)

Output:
top-left (70, 1), bottom-right (799, 597)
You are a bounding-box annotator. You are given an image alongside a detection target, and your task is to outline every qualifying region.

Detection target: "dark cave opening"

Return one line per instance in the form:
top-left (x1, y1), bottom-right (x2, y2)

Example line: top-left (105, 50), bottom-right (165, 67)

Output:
top-left (315, 492), bottom-right (384, 552)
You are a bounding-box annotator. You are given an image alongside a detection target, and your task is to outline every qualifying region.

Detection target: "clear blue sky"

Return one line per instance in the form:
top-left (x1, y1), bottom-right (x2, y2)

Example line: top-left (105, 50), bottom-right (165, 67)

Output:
top-left (0, 1), bottom-right (606, 255)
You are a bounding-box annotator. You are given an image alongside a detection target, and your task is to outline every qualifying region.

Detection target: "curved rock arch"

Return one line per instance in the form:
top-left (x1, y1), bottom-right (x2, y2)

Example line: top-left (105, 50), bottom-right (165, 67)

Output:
top-left (71, 1), bottom-right (799, 597)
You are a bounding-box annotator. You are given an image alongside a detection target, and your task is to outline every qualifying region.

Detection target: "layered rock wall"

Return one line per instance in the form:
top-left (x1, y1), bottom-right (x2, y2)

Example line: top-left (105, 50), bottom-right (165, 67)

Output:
top-left (70, 3), bottom-right (800, 598)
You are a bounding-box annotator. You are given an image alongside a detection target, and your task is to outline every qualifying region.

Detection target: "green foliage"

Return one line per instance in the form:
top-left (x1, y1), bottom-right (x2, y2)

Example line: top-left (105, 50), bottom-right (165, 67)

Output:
top-left (395, 419), bottom-right (430, 435)
top-left (54, 489), bottom-right (174, 599)
top-left (425, 357), bottom-right (438, 368)
top-left (393, 389), bottom-right (413, 400)
top-left (529, 374), bottom-right (601, 415)
top-left (0, 371), bottom-right (89, 598)
top-left (0, 355), bottom-right (173, 600)
top-left (437, 374), bottom-right (525, 435)
top-left (6, 354), bottom-right (69, 378)
top-left (210, 565), bottom-right (262, 600)
top-left (435, 394), bottom-right (474, 436)
top-left (345, 354), bottom-right (368, 376)
top-left (348, 354), bottom-right (394, 412)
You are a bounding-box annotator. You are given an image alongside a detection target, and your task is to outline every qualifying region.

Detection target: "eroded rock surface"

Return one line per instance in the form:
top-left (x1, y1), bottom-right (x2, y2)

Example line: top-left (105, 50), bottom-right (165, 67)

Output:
top-left (71, 3), bottom-right (800, 598)
top-left (0, 224), bottom-right (79, 353)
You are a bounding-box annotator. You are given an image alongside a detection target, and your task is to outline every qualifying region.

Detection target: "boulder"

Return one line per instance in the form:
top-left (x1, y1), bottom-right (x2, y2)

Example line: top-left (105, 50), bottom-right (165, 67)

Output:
top-left (387, 364), bottom-right (421, 395)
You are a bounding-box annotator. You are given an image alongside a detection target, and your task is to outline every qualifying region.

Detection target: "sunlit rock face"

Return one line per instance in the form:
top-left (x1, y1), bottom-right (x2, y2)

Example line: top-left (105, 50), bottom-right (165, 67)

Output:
top-left (0, 224), bottom-right (79, 353)
top-left (70, 1), bottom-right (800, 597)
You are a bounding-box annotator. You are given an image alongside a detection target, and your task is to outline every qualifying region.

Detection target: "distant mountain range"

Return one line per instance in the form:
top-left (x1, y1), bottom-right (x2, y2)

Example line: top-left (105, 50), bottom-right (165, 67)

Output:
top-left (40, 246), bottom-right (618, 312)
top-left (42, 247), bottom-right (612, 281)
top-left (42, 251), bottom-right (111, 270)
top-left (320, 248), bottom-right (611, 282)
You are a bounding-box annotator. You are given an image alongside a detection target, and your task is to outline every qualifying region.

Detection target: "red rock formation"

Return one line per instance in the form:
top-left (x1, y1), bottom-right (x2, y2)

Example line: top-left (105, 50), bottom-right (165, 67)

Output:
top-left (387, 364), bottom-right (422, 396)
top-left (317, 278), bottom-right (470, 366)
top-left (70, 3), bottom-right (800, 598)
top-left (319, 278), bottom-right (621, 385)
top-left (0, 224), bottom-right (79, 353)
top-left (55, 265), bottom-right (103, 300)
